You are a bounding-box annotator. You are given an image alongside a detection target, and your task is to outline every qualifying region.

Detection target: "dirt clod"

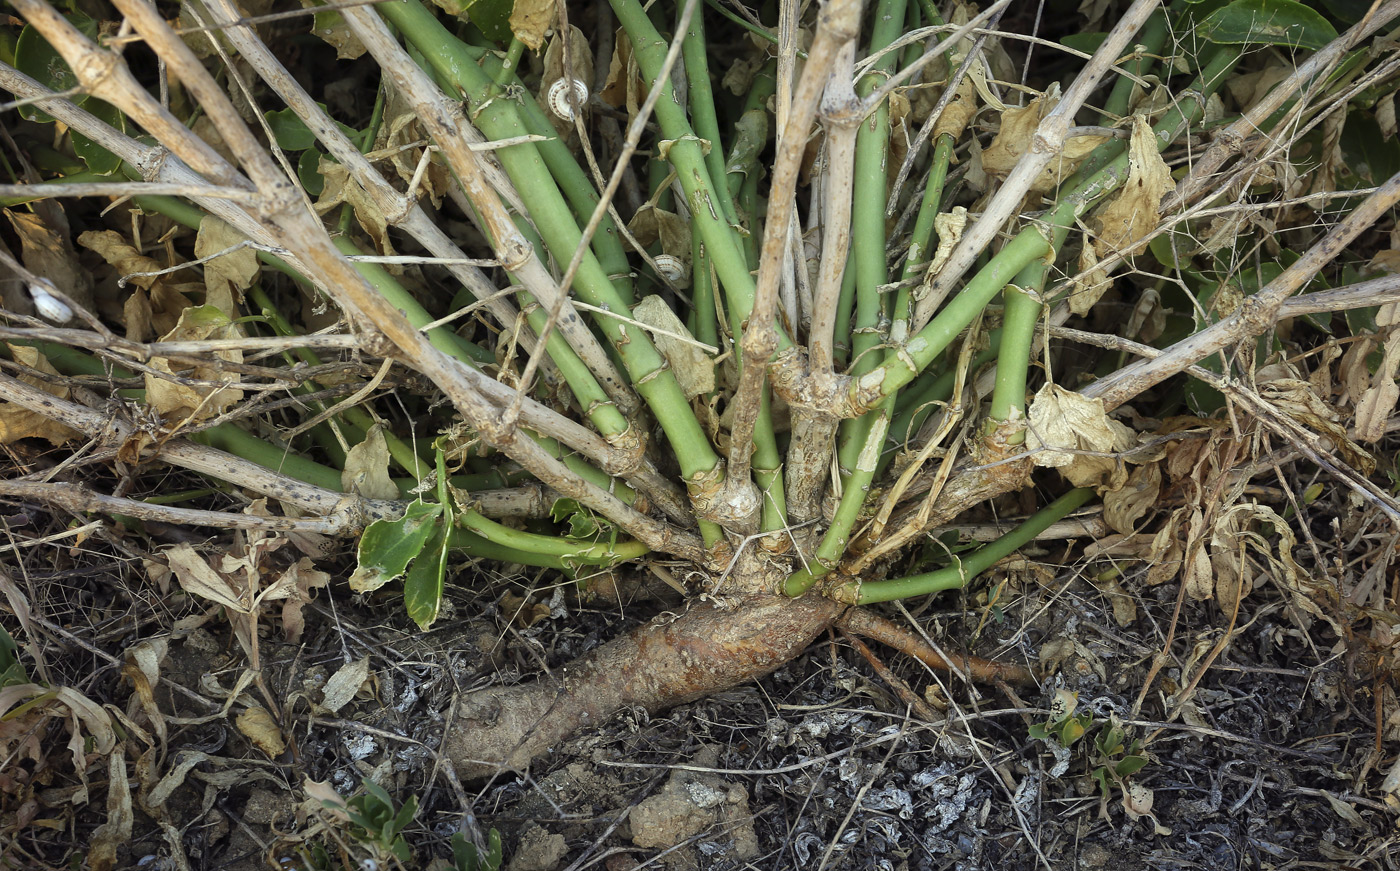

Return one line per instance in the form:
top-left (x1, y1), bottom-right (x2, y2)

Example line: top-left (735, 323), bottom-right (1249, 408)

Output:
top-left (508, 823), bottom-right (568, 871)
top-left (629, 747), bottom-right (758, 860)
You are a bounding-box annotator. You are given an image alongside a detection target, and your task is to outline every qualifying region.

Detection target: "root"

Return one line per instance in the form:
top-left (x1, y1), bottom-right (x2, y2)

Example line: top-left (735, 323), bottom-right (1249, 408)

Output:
top-left (445, 595), bottom-right (844, 779)
top-left (838, 607), bottom-right (1035, 686)
top-left (445, 593), bottom-right (1039, 779)
top-left (446, 451), bottom-right (1040, 781)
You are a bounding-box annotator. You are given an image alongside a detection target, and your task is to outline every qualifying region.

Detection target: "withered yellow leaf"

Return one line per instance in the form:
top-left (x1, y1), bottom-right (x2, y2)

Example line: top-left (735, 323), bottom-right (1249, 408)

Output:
top-left (509, 0), bottom-right (552, 51)
top-left (342, 427), bottom-right (400, 501)
top-left (236, 705), bottom-right (286, 758)
top-left (981, 86), bottom-right (1109, 192)
top-left (194, 217), bottom-right (259, 317)
top-left (632, 296), bottom-right (714, 399)
top-left (1093, 114), bottom-right (1175, 258)
top-left (0, 344), bottom-right (79, 446)
top-left (1102, 461), bottom-right (1161, 534)
top-left (144, 305), bottom-right (245, 423)
top-left (1025, 384), bottom-right (1136, 489)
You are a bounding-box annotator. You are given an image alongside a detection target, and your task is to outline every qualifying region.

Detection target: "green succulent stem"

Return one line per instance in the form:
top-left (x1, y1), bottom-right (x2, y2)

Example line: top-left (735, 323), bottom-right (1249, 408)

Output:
top-left (840, 487), bottom-right (1095, 604)
top-left (1100, 10), bottom-right (1169, 124)
top-left (608, 0), bottom-right (781, 350)
top-left (448, 528), bottom-right (639, 568)
top-left (457, 510), bottom-right (648, 563)
top-left (680, 6), bottom-right (738, 228)
top-left (381, 0), bottom-right (721, 485)
top-left (851, 45), bottom-right (1241, 413)
top-left (989, 267), bottom-right (1046, 436)
top-left (783, 399), bottom-right (893, 597)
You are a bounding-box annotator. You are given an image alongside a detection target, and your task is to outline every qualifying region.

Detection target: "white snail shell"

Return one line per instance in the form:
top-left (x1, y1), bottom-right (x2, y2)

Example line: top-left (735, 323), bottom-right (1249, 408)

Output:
top-left (547, 78), bottom-right (589, 121)
top-left (653, 254), bottom-right (689, 288)
top-left (29, 282), bottom-right (73, 323)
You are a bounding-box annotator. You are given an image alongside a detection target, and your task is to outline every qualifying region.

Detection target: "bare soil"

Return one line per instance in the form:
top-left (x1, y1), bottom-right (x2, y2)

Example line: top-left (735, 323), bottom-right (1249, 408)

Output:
top-left (3, 467), bottom-right (1396, 871)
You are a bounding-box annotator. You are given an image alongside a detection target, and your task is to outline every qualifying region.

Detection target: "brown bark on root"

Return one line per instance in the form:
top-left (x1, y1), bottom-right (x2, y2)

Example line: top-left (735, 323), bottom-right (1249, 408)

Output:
top-left (445, 595), bottom-right (845, 779)
top-left (446, 450), bottom-right (1036, 780)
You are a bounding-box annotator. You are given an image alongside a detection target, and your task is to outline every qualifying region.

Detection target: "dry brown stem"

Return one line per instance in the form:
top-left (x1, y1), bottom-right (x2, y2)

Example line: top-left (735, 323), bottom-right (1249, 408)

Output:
top-left (912, 0), bottom-right (1163, 332)
top-left (0, 479), bottom-right (349, 533)
top-left (4, 4), bottom-right (698, 555)
top-left (727, 0), bottom-right (862, 502)
top-left (0, 371), bottom-right (395, 529)
top-left (1085, 169), bottom-right (1400, 410)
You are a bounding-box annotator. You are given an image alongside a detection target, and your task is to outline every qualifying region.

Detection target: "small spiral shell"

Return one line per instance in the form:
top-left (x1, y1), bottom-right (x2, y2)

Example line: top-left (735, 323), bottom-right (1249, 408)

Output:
top-left (547, 78), bottom-right (589, 121)
top-left (653, 254), bottom-right (689, 288)
top-left (29, 282), bottom-right (73, 323)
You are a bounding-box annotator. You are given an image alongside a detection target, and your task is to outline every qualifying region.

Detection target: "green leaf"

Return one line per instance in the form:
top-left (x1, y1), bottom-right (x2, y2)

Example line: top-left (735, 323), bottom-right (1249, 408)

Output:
top-left (485, 829), bottom-right (504, 870)
top-left (298, 148), bottom-right (327, 197)
top-left (1060, 33), bottom-right (1107, 55)
top-left (0, 624), bottom-right (27, 688)
top-left (466, 0), bottom-right (514, 43)
top-left (1096, 725), bottom-right (1125, 758)
top-left (1200, 0), bottom-right (1339, 51)
top-left (551, 497), bottom-right (601, 539)
top-left (15, 15), bottom-right (97, 122)
top-left (451, 834), bottom-right (480, 871)
top-left (360, 780), bottom-right (394, 812)
top-left (266, 107), bottom-right (320, 152)
top-left (1115, 754), bottom-right (1151, 777)
top-left (1058, 716), bottom-right (1088, 747)
top-left (451, 828), bottom-right (504, 871)
top-left (351, 500), bottom-right (444, 592)
top-left (69, 97), bottom-right (126, 175)
top-left (1316, 0), bottom-right (1371, 23)
top-left (265, 105), bottom-right (359, 154)
top-left (1147, 227), bottom-right (1205, 273)
top-left (388, 793), bottom-right (418, 839)
top-left (403, 520), bottom-right (449, 630)
top-left (1342, 112), bottom-right (1400, 186)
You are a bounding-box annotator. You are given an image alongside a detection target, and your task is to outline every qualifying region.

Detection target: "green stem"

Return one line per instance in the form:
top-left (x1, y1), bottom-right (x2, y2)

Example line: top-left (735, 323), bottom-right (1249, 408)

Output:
top-left (699, 0), bottom-right (805, 55)
top-left (384, 0), bottom-right (720, 483)
top-left (754, 389), bottom-right (787, 532)
top-left (738, 169), bottom-right (762, 272)
top-left (1100, 10), bottom-right (1169, 124)
top-left (988, 269), bottom-right (1044, 434)
top-left (882, 341), bottom-right (998, 472)
top-left (724, 70), bottom-right (775, 204)
top-left (902, 135), bottom-right (953, 283)
top-left (837, 0), bottom-right (905, 480)
top-left (853, 46), bottom-right (1241, 411)
top-left (448, 528), bottom-right (639, 568)
top-left (492, 37), bottom-right (526, 92)
top-left (125, 193), bottom-right (635, 500)
top-left (489, 66), bottom-right (634, 291)
top-left (457, 510), bottom-right (649, 563)
top-left (783, 397), bottom-right (894, 596)
top-left (0, 168), bottom-right (103, 206)
top-left (832, 264), bottom-right (857, 370)
top-left (194, 424), bottom-right (345, 492)
top-left (689, 226), bottom-right (718, 348)
top-left (892, 133), bottom-right (953, 342)
top-left (608, 0), bottom-right (780, 350)
top-left (680, 5), bottom-right (738, 227)
top-left (842, 487), bottom-right (1095, 604)
top-left (247, 283), bottom-right (430, 478)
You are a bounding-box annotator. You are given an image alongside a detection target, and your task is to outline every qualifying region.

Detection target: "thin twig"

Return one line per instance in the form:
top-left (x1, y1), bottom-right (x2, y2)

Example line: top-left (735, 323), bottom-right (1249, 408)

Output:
top-left (913, 0), bottom-right (1162, 332)
top-left (1084, 170), bottom-right (1400, 410)
top-left (0, 479), bottom-right (350, 533)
